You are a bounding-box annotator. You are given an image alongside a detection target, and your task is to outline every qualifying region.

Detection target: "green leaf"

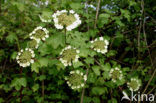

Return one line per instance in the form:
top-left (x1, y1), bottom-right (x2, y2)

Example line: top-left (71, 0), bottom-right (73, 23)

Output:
top-left (84, 57), bottom-right (94, 65)
top-left (92, 97), bottom-right (100, 103)
top-left (31, 62), bottom-right (40, 73)
top-left (6, 33), bottom-right (17, 44)
top-left (19, 78), bottom-right (27, 87)
top-left (11, 78), bottom-right (27, 90)
top-left (39, 75), bottom-right (46, 81)
top-left (106, 50), bottom-right (117, 57)
top-left (83, 96), bottom-right (92, 103)
top-left (38, 57), bottom-right (49, 67)
top-left (32, 84), bottom-right (39, 92)
top-left (47, 33), bottom-right (64, 49)
top-left (11, 51), bottom-right (17, 60)
top-left (73, 61), bottom-right (83, 68)
top-left (91, 87), bottom-right (107, 95)
top-left (108, 98), bottom-right (117, 103)
top-left (101, 63), bottom-right (111, 71)
top-left (11, 2), bottom-right (25, 12)
top-left (92, 66), bottom-right (100, 76)
top-left (70, 3), bottom-right (84, 10)
top-left (98, 14), bottom-right (110, 27)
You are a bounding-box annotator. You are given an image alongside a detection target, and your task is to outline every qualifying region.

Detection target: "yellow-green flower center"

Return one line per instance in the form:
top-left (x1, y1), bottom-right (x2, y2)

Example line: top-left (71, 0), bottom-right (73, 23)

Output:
top-left (62, 49), bottom-right (77, 63)
top-left (68, 74), bottom-right (83, 86)
top-left (129, 80), bottom-right (139, 90)
top-left (111, 70), bottom-right (121, 80)
top-left (18, 51), bottom-right (32, 63)
top-left (93, 41), bottom-right (106, 50)
top-left (33, 29), bottom-right (46, 39)
top-left (57, 13), bottom-right (76, 26)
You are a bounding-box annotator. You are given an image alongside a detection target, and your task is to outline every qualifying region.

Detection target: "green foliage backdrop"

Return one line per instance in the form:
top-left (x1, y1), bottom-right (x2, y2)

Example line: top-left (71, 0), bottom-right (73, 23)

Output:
top-left (0, 0), bottom-right (156, 103)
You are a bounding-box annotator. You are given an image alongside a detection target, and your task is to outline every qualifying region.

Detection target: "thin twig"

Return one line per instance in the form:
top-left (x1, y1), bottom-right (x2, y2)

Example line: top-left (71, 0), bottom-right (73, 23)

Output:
top-left (147, 86), bottom-right (156, 95)
top-left (94, 0), bottom-right (101, 29)
top-left (142, 0), bottom-right (155, 95)
top-left (137, 21), bottom-right (142, 59)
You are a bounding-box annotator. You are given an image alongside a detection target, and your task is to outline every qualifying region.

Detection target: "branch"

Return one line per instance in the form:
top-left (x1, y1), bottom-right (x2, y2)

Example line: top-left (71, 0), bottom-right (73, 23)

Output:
top-left (138, 0), bottom-right (155, 102)
top-left (94, 0), bottom-right (101, 29)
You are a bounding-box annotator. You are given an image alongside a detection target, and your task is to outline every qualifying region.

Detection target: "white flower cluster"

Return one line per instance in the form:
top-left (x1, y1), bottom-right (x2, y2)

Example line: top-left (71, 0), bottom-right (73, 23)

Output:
top-left (109, 67), bottom-right (123, 82)
top-left (52, 10), bottom-right (81, 31)
top-left (39, 15), bottom-right (51, 23)
top-left (66, 70), bottom-right (87, 90)
top-left (91, 37), bottom-right (109, 54)
top-left (127, 78), bottom-right (141, 91)
top-left (29, 26), bottom-right (49, 42)
top-left (34, 40), bottom-right (40, 49)
top-left (59, 45), bottom-right (80, 67)
top-left (16, 48), bottom-right (35, 67)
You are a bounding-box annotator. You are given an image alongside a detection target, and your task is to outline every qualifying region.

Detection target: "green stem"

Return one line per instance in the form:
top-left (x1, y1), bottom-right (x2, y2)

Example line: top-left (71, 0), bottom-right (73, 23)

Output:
top-left (42, 69), bottom-right (45, 103)
top-left (64, 28), bottom-right (67, 45)
top-left (94, 0), bottom-right (101, 29)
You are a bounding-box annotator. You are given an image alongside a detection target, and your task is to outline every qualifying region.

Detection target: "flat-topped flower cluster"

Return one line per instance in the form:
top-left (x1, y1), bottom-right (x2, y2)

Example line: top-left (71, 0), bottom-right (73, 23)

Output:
top-left (59, 45), bottom-right (80, 67)
top-left (16, 48), bottom-right (35, 67)
top-left (66, 70), bottom-right (87, 90)
top-left (91, 37), bottom-right (109, 54)
top-left (52, 10), bottom-right (81, 31)
top-left (127, 78), bottom-right (141, 91)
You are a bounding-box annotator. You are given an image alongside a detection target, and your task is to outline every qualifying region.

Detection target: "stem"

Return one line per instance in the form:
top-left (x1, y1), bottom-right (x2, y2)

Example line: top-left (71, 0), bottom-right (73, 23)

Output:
top-left (0, 0), bottom-right (1, 16)
top-left (64, 28), bottom-right (67, 44)
top-left (42, 70), bottom-right (45, 103)
top-left (16, 38), bottom-right (20, 51)
top-left (94, 0), bottom-right (101, 29)
top-left (20, 67), bottom-right (23, 103)
top-left (80, 67), bottom-right (89, 103)
top-left (137, 21), bottom-right (142, 59)
top-left (85, 0), bottom-right (89, 31)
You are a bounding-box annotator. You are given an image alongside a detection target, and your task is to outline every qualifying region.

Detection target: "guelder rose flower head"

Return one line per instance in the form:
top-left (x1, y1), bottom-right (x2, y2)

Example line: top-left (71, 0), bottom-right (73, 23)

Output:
top-left (52, 10), bottom-right (81, 31)
top-left (59, 45), bottom-right (80, 67)
top-left (127, 78), bottom-right (141, 91)
top-left (109, 67), bottom-right (123, 83)
top-left (29, 26), bottom-right (49, 42)
top-left (16, 48), bottom-right (35, 67)
top-left (66, 70), bottom-right (87, 90)
top-left (91, 37), bottom-right (109, 54)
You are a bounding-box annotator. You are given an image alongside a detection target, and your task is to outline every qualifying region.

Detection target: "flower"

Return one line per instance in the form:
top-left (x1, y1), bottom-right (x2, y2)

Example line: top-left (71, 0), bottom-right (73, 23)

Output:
top-left (16, 48), bottom-right (35, 67)
top-left (109, 67), bottom-right (123, 82)
top-left (91, 37), bottom-right (109, 54)
top-left (66, 70), bottom-right (87, 90)
top-left (39, 15), bottom-right (51, 23)
top-left (59, 45), bottom-right (80, 67)
top-left (52, 10), bottom-right (81, 31)
top-left (28, 39), bottom-right (40, 49)
top-left (127, 78), bottom-right (141, 91)
top-left (29, 26), bottom-right (49, 42)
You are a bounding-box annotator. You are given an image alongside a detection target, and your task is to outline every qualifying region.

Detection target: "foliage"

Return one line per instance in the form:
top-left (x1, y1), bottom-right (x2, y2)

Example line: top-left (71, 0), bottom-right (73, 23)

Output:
top-left (0, 0), bottom-right (155, 103)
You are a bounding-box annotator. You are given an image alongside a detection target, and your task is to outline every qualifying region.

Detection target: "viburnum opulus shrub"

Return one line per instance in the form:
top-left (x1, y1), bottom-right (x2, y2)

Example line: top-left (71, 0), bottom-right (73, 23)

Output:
top-left (0, 0), bottom-right (155, 103)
